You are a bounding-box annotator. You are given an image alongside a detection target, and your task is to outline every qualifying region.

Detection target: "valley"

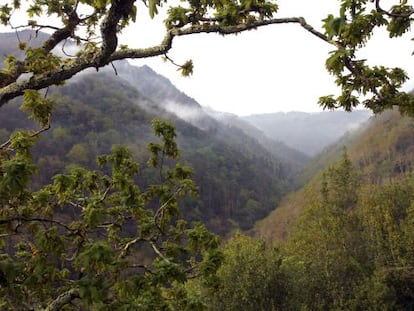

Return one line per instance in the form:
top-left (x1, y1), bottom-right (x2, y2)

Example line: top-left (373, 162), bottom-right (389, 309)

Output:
top-left (1, 29), bottom-right (414, 310)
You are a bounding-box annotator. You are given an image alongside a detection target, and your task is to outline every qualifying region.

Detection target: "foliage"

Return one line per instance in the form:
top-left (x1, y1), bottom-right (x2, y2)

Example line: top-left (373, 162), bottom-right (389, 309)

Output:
top-left (319, 0), bottom-right (414, 114)
top-left (223, 147), bottom-right (414, 310)
top-left (0, 119), bottom-right (222, 310)
top-left (283, 150), bottom-right (414, 310)
top-left (0, 72), bottom-right (292, 234)
top-left (1, 0), bottom-right (414, 309)
top-left (188, 233), bottom-right (291, 311)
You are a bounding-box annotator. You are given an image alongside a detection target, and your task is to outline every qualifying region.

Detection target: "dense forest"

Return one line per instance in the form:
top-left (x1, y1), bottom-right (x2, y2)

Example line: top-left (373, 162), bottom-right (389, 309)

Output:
top-left (0, 1), bottom-right (414, 304)
top-left (0, 71), bottom-right (298, 235)
top-left (3, 65), bottom-right (414, 310)
top-left (206, 148), bottom-right (414, 310)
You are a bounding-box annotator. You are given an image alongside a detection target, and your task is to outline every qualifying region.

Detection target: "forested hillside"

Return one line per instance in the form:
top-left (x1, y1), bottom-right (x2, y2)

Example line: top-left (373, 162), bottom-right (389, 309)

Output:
top-left (208, 149), bottom-right (414, 310)
top-left (195, 110), bottom-right (414, 310)
top-left (254, 109), bottom-right (414, 242)
top-left (0, 67), bottom-right (302, 235)
top-left (113, 60), bottom-right (310, 171)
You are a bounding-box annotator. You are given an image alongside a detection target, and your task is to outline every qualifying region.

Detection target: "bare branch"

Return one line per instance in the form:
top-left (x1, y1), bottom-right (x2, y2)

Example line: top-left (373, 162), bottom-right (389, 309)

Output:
top-left (154, 186), bottom-right (183, 225)
top-left (43, 288), bottom-right (80, 311)
top-left (150, 241), bottom-right (170, 263)
top-left (69, 201), bottom-right (85, 210)
top-left (120, 236), bottom-right (145, 258)
top-left (110, 62), bottom-right (118, 75)
top-left (0, 216), bottom-right (74, 232)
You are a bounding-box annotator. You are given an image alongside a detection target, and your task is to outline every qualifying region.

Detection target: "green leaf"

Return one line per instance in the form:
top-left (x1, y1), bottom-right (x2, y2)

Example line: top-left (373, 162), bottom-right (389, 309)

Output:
top-left (149, 0), bottom-right (159, 18)
top-left (180, 60), bottom-right (194, 77)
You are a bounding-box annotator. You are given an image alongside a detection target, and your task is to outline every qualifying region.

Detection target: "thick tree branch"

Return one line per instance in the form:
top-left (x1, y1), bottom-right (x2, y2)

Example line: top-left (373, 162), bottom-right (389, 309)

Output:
top-left (98, 0), bottom-right (136, 65)
top-left (0, 16), bottom-right (330, 107)
top-left (41, 11), bottom-right (81, 53)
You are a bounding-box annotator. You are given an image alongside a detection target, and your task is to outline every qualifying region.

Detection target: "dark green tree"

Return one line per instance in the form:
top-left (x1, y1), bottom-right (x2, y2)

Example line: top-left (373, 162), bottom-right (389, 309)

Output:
top-left (355, 179), bottom-right (414, 309)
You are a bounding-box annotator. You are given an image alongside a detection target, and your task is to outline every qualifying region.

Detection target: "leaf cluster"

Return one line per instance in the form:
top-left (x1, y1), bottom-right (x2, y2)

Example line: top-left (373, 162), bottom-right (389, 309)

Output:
top-left (320, 0), bottom-right (414, 114)
top-left (0, 118), bottom-right (222, 309)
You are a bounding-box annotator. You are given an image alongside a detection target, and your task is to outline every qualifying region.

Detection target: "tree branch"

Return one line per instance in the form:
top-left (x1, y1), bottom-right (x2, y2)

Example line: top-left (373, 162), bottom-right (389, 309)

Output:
top-left (0, 216), bottom-right (74, 233)
top-left (375, 0), bottom-right (414, 18)
top-left (41, 12), bottom-right (81, 53)
top-left (150, 240), bottom-right (170, 263)
top-left (0, 116), bottom-right (51, 150)
top-left (154, 186), bottom-right (183, 227)
top-left (120, 236), bottom-right (145, 258)
top-left (43, 288), bottom-right (80, 311)
top-left (0, 16), bottom-right (330, 107)
top-left (97, 0), bottom-right (136, 65)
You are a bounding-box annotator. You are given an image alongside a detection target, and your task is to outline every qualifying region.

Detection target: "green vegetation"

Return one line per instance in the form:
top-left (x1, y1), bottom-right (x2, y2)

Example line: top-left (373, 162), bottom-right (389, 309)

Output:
top-left (0, 71), bottom-right (293, 234)
top-left (1, 0), bottom-right (414, 309)
top-left (200, 150), bottom-right (414, 310)
top-left (0, 118), bottom-right (222, 309)
top-left (285, 151), bottom-right (414, 309)
top-left (255, 110), bottom-right (414, 242)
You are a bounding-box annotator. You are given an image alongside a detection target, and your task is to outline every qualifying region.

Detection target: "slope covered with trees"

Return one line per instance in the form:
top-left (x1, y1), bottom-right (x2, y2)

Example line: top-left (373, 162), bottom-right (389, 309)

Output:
top-left (207, 151), bottom-right (414, 310)
top-left (254, 109), bottom-right (414, 243)
top-left (0, 66), bottom-right (300, 235)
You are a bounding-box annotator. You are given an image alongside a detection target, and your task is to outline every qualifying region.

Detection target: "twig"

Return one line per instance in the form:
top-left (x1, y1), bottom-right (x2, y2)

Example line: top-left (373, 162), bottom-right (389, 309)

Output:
top-left (375, 0), bottom-right (414, 18)
top-left (44, 288), bottom-right (80, 311)
top-left (0, 216), bottom-right (75, 233)
top-left (0, 115), bottom-right (51, 150)
top-left (153, 186), bottom-right (183, 232)
top-left (150, 241), bottom-right (170, 263)
top-left (110, 62), bottom-right (118, 75)
top-left (120, 236), bottom-right (145, 258)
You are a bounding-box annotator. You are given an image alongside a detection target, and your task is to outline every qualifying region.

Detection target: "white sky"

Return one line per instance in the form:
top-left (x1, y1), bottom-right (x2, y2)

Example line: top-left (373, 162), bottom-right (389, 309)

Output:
top-left (2, 0), bottom-right (414, 115)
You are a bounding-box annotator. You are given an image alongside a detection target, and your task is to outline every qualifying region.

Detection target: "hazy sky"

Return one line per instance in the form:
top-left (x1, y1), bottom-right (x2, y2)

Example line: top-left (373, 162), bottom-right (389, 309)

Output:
top-left (2, 0), bottom-right (414, 115)
top-left (120, 0), bottom-right (414, 115)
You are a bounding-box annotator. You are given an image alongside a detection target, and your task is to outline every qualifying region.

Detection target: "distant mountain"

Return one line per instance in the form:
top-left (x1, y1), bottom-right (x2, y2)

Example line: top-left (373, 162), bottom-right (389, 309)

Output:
top-left (252, 109), bottom-right (414, 242)
top-left (243, 110), bottom-right (372, 156)
top-left (204, 108), bottom-right (309, 175)
top-left (110, 59), bottom-right (309, 175)
top-left (0, 31), bottom-right (310, 234)
top-left (115, 62), bottom-right (200, 109)
top-left (0, 30), bottom-right (52, 64)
